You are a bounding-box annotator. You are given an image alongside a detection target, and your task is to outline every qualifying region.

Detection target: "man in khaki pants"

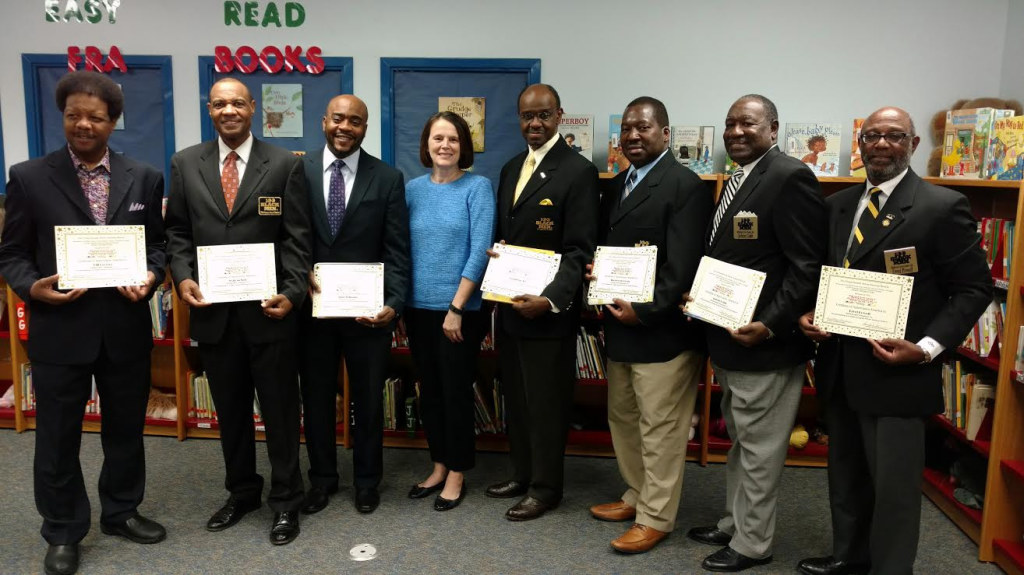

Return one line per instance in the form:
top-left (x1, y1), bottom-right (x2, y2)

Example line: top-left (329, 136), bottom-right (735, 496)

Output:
top-left (587, 96), bottom-right (712, 553)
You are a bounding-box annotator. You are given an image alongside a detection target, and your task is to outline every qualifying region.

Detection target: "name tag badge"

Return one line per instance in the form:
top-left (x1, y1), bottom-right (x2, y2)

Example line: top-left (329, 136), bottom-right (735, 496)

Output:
top-left (258, 196), bottom-right (282, 216)
top-left (733, 213), bottom-right (758, 240)
top-left (884, 246), bottom-right (919, 274)
top-left (536, 217), bottom-right (554, 232)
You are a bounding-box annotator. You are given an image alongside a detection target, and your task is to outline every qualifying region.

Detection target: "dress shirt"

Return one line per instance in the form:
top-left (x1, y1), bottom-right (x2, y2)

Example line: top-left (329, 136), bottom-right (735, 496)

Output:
top-left (218, 134), bottom-right (253, 182)
top-left (321, 146), bottom-right (360, 208)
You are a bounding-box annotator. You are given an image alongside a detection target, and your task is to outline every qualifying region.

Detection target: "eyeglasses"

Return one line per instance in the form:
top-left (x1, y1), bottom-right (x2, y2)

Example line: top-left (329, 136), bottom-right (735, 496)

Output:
top-left (519, 110), bottom-right (556, 122)
top-left (859, 132), bottom-right (911, 145)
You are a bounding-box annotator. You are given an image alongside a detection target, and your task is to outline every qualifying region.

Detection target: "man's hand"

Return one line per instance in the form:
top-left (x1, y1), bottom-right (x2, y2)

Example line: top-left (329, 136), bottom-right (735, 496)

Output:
top-left (605, 298), bottom-right (639, 326)
top-left (307, 269), bottom-right (320, 296)
top-left (678, 291), bottom-right (694, 321)
top-left (178, 279), bottom-right (209, 307)
top-left (117, 271), bottom-right (157, 302)
top-left (798, 311), bottom-right (831, 342)
top-left (584, 262), bottom-right (595, 282)
top-left (29, 274), bottom-right (86, 305)
top-left (356, 305), bottom-right (396, 328)
top-left (262, 294), bottom-right (293, 320)
top-left (486, 239), bottom-right (507, 259)
top-left (442, 311), bottom-right (463, 343)
top-left (511, 294), bottom-right (551, 319)
top-left (730, 321), bottom-right (771, 347)
top-left (868, 338), bottom-right (927, 366)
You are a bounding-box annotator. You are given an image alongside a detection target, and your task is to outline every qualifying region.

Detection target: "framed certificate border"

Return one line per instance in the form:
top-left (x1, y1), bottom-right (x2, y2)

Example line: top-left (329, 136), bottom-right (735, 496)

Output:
top-left (813, 265), bottom-right (914, 340)
top-left (587, 245), bottom-right (657, 306)
top-left (311, 262), bottom-right (384, 318)
top-left (480, 243), bottom-right (560, 303)
top-left (196, 243), bottom-right (278, 304)
top-left (54, 225), bottom-right (147, 289)
top-left (684, 256), bottom-right (766, 330)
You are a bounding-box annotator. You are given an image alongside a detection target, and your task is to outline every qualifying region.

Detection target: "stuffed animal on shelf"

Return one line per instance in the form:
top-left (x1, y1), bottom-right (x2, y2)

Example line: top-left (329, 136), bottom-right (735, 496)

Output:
top-left (927, 98), bottom-right (1023, 177)
top-left (790, 423), bottom-right (810, 450)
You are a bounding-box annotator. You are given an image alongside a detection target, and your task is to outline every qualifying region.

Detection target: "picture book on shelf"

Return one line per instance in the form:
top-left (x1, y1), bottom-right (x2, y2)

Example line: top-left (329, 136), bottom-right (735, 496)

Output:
top-left (607, 114), bottom-right (629, 174)
top-left (558, 114), bottom-right (594, 162)
top-left (850, 118), bottom-right (865, 177)
top-left (784, 123), bottom-right (842, 176)
top-left (941, 107), bottom-right (1015, 179)
top-left (670, 125), bottom-right (715, 174)
top-left (987, 116), bottom-right (1024, 181)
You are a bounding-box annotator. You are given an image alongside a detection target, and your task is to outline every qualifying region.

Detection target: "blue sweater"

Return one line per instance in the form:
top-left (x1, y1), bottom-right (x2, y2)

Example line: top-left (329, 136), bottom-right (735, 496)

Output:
top-left (406, 173), bottom-right (496, 311)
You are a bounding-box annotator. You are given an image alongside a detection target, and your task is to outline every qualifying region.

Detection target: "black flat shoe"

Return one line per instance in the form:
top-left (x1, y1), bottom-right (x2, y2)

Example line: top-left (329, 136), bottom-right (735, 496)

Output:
top-left (100, 513), bottom-right (167, 544)
top-left (44, 544), bottom-right (78, 575)
top-left (355, 487), bottom-right (380, 514)
top-left (270, 511), bottom-right (300, 546)
top-left (206, 498), bottom-right (261, 532)
top-left (433, 483), bottom-right (466, 511)
top-left (702, 546), bottom-right (772, 572)
top-left (301, 487), bottom-right (333, 514)
top-left (797, 556), bottom-right (870, 575)
top-left (687, 525), bottom-right (733, 546)
top-left (485, 479), bottom-right (527, 499)
top-left (408, 482), bottom-right (444, 499)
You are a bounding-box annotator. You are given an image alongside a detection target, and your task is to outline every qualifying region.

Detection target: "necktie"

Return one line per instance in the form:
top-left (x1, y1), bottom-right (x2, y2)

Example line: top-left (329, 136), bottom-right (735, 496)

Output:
top-left (710, 168), bottom-right (744, 240)
top-left (620, 170), bottom-right (638, 204)
top-left (513, 153), bottom-right (536, 205)
top-left (328, 159), bottom-right (347, 236)
top-left (221, 151), bottom-right (239, 214)
top-left (844, 187), bottom-right (883, 268)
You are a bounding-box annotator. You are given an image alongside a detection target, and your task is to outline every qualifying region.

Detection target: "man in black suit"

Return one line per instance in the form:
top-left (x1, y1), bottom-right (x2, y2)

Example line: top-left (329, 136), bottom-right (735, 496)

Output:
top-left (165, 78), bottom-right (311, 545)
top-left (0, 71), bottom-right (167, 575)
top-left (796, 107), bottom-right (992, 575)
top-left (486, 83), bottom-right (599, 520)
top-left (587, 97), bottom-right (712, 553)
top-left (297, 94), bottom-right (409, 516)
top-left (686, 94), bottom-right (827, 572)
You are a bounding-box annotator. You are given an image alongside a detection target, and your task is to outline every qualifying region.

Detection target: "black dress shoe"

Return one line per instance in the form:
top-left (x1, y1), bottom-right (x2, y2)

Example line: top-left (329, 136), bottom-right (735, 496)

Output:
top-left (206, 498), bottom-right (261, 532)
top-left (270, 511), bottom-right (300, 546)
top-left (44, 544), bottom-right (78, 575)
top-left (797, 555), bottom-right (870, 575)
top-left (505, 495), bottom-right (556, 521)
top-left (354, 487), bottom-right (380, 514)
top-left (301, 487), bottom-right (333, 515)
top-left (408, 481), bottom-right (444, 499)
top-left (433, 483), bottom-right (466, 511)
top-left (701, 546), bottom-right (772, 572)
top-left (687, 525), bottom-right (733, 546)
top-left (100, 513), bottom-right (167, 544)
top-left (485, 479), bottom-right (527, 499)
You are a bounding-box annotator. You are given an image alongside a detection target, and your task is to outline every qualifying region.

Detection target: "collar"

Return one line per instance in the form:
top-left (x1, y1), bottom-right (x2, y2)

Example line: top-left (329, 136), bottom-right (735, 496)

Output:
top-left (626, 149), bottom-right (669, 185)
top-left (322, 145), bottom-right (360, 174)
top-left (865, 168), bottom-right (909, 200)
top-left (527, 133), bottom-right (561, 166)
top-left (739, 144), bottom-right (776, 175)
top-left (68, 145), bottom-right (111, 172)
top-left (218, 133), bottom-right (253, 164)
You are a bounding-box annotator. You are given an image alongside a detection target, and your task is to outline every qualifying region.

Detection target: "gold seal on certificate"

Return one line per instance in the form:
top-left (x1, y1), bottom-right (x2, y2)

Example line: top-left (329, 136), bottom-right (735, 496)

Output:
top-left (587, 245), bottom-right (657, 306)
top-left (197, 243), bottom-right (278, 304)
top-left (813, 265), bottom-right (914, 340)
top-left (54, 225), bottom-right (148, 289)
top-left (480, 243), bottom-right (561, 303)
top-left (683, 256), bottom-right (767, 330)
top-left (311, 263), bottom-right (384, 318)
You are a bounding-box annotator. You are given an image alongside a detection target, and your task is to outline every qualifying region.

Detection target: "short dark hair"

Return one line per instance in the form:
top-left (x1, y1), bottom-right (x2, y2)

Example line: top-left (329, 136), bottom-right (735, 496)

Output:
top-left (738, 94), bottom-right (778, 125)
top-left (517, 83), bottom-right (561, 110)
top-left (625, 96), bottom-right (669, 128)
top-left (419, 111), bottom-right (475, 170)
top-left (56, 71), bottom-right (124, 122)
top-left (806, 135), bottom-right (827, 148)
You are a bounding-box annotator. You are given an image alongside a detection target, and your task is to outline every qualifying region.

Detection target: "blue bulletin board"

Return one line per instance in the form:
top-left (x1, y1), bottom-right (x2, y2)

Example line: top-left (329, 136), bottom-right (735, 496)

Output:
top-left (198, 57), bottom-right (353, 155)
top-left (380, 58), bottom-right (541, 187)
top-left (22, 54), bottom-right (175, 192)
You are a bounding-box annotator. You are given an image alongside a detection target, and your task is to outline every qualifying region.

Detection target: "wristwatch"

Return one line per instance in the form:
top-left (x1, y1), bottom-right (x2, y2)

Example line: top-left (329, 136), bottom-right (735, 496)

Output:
top-left (448, 303), bottom-right (463, 316)
top-left (918, 346), bottom-right (933, 364)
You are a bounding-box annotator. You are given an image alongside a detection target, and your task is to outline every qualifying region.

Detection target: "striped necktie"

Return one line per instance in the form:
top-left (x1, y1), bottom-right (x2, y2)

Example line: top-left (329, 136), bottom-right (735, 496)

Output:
top-left (620, 170), bottom-right (638, 204)
top-left (844, 187), bottom-right (883, 268)
top-left (710, 168), bottom-right (744, 240)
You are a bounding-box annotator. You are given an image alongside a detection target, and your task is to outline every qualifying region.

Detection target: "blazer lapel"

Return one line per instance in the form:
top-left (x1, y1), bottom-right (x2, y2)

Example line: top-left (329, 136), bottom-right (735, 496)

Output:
top-left (708, 149), bottom-right (773, 250)
top-left (848, 172), bottom-right (917, 267)
top-left (501, 152), bottom-right (526, 218)
top-left (832, 190), bottom-right (861, 267)
top-left (610, 154), bottom-right (673, 226)
top-left (231, 139), bottom-right (269, 217)
top-left (306, 153), bottom-right (333, 246)
top-left (344, 152), bottom-right (375, 226)
top-left (514, 139), bottom-right (569, 212)
top-left (48, 149), bottom-right (94, 222)
top-left (198, 141), bottom-right (231, 219)
top-left (105, 152), bottom-right (132, 223)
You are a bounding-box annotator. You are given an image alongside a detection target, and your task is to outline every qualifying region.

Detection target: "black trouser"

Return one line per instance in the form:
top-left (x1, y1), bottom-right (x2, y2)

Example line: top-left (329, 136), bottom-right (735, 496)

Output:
top-left (33, 347), bottom-right (150, 545)
top-left (199, 312), bottom-right (303, 512)
top-left (405, 307), bottom-right (488, 472)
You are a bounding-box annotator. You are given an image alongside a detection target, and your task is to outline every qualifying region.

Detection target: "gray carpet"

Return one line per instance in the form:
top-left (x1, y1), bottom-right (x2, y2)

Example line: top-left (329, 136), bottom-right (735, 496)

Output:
top-left (0, 430), bottom-right (998, 574)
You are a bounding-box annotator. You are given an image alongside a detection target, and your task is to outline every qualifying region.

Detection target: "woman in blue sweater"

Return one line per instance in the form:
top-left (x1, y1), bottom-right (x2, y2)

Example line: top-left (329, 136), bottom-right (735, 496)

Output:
top-left (404, 111), bottom-right (495, 511)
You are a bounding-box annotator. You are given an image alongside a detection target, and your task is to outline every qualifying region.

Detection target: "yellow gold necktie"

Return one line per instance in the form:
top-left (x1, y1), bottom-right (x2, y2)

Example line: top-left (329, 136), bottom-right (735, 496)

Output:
top-left (513, 153), bottom-right (536, 205)
top-left (844, 187), bottom-right (883, 268)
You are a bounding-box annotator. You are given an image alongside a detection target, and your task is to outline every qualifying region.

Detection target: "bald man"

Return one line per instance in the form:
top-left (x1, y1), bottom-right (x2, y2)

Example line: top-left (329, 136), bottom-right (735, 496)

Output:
top-left (796, 107), bottom-right (991, 575)
top-left (297, 95), bottom-right (409, 516)
top-left (166, 78), bottom-right (311, 545)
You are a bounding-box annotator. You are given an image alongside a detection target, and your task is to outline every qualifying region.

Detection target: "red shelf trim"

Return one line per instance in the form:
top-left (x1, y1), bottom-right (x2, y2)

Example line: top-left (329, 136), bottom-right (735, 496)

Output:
top-left (930, 414), bottom-right (991, 457)
top-left (994, 539), bottom-right (1024, 572)
top-left (921, 467), bottom-right (983, 524)
top-left (0, 407), bottom-right (14, 419)
top-left (577, 378), bottom-right (607, 387)
top-left (1001, 460), bottom-right (1024, 484)
top-left (956, 347), bottom-right (1000, 371)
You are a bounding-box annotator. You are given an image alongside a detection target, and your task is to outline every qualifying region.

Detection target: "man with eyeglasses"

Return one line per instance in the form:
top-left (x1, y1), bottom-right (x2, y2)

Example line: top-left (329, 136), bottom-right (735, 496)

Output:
top-left (486, 83), bottom-right (599, 521)
top-left (795, 107), bottom-right (991, 575)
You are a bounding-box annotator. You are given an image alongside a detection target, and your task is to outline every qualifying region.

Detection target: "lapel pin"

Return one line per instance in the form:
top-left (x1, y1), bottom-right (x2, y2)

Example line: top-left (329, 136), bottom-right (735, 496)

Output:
top-left (539, 172), bottom-right (546, 179)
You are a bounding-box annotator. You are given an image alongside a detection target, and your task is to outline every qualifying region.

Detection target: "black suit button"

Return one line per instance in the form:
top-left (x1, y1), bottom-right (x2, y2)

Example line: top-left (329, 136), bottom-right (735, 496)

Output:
top-left (227, 222), bottom-right (233, 227)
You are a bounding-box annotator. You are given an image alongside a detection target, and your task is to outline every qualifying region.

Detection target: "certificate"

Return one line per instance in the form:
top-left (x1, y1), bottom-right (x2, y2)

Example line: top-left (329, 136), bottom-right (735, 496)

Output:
top-left (683, 256), bottom-right (767, 330)
top-left (197, 243), bottom-right (277, 304)
top-left (311, 263), bottom-right (384, 318)
top-left (55, 225), bottom-right (148, 289)
top-left (587, 245), bottom-right (657, 305)
top-left (480, 243), bottom-right (561, 303)
top-left (813, 265), bottom-right (914, 340)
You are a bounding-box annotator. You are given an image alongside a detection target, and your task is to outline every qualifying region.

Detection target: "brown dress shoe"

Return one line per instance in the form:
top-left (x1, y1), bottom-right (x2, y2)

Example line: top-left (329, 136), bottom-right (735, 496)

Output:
top-left (590, 500), bottom-right (637, 522)
top-left (610, 523), bottom-right (668, 554)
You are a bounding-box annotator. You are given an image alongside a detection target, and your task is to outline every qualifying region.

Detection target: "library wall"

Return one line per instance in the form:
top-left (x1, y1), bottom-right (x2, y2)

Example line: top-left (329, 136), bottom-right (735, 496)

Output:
top-left (1001, 0), bottom-right (1024, 104)
top-left (0, 0), bottom-right (1015, 176)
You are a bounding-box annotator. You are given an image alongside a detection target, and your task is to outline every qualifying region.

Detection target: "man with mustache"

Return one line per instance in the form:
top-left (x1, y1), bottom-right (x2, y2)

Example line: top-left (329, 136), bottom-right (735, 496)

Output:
top-left (487, 83), bottom-right (598, 521)
top-left (687, 94), bottom-right (827, 572)
top-left (795, 107), bottom-right (991, 575)
top-left (297, 94), bottom-right (409, 516)
top-left (166, 77), bottom-right (311, 545)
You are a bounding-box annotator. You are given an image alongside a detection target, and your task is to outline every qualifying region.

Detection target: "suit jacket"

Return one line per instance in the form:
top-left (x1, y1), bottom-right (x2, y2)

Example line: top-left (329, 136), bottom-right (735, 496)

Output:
top-left (0, 147), bottom-right (166, 364)
top-left (814, 169), bottom-right (992, 416)
top-left (600, 153), bottom-right (712, 363)
top-left (705, 147), bottom-right (827, 370)
top-left (165, 137), bottom-right (312, 344)
top-left (302, 148), bottom-right (409, 335)
top-left (496, 137), bottom-right (599, 339)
